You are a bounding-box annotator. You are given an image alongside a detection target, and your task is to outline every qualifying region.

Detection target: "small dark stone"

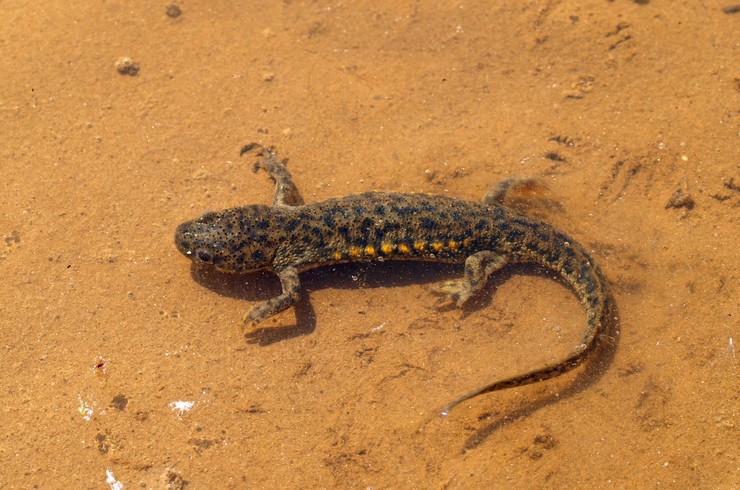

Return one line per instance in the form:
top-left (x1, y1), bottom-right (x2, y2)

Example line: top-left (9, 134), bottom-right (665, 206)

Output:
top-left (95, 433), bottom-right (110, 454)
top-left (544, 152), bottom-right (566, 162)
top-left (665, 189), bottom-right (695, 211)
top-left (115, 57), bottom-right (139, 76)
top-left (166, 4), bottom-right (182, 18)
top-left (111, 394), bottom-right (129, 411)
top-left (4, 230), bottom-right (20, 245)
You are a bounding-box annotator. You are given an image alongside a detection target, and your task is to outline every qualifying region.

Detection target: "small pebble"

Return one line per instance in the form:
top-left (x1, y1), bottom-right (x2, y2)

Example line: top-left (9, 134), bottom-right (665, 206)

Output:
top-left (115, 57), bottom-right (139, 76)
top-left (166, 4), bottom-right (182, 18)
top-left (665, 189), bottom-right (695, 210)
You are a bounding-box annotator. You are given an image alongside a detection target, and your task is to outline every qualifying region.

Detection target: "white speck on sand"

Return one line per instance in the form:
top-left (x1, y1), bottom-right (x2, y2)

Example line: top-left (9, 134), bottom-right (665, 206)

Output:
top-left (169, 400), bottom-right (195, 413)
top-left (371, 323), bottom-right (386, 333)
top-left (106, 469), bottom-right (124, 490)
top-left (78, 395), bottom-right (93, 422)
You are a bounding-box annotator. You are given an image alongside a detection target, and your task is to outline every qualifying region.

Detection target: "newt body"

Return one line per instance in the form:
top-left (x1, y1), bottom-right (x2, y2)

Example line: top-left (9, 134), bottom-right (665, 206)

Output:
top-left (175, 145), bottom-right (610, 414)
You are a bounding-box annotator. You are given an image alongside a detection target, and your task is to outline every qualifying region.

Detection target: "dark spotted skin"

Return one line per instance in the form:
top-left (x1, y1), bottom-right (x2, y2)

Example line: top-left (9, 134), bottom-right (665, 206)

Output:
top-left (175, 144), bottom-right (611, 414)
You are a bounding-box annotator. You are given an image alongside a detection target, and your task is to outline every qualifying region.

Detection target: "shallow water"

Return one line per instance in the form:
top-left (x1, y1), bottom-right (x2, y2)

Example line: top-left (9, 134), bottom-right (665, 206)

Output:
top-left (1, 1), bottom-right (737, 487)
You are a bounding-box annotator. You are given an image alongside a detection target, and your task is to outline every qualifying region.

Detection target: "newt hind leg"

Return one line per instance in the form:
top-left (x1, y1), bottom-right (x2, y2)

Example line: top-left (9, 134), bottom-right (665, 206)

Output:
top-left (433, 251), bottom-right (508, 308)
top-left (484, 177), bottom-right (563, 215)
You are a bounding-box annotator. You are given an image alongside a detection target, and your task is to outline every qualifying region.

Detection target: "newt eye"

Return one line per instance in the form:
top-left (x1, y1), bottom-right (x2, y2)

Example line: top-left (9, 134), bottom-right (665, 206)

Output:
top-left (196, 250), bottom-right (213, 263)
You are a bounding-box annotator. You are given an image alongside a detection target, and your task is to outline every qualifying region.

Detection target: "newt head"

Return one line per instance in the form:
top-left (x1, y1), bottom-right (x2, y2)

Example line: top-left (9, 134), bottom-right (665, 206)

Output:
top-left (174, 205), bottom-right (276, 273)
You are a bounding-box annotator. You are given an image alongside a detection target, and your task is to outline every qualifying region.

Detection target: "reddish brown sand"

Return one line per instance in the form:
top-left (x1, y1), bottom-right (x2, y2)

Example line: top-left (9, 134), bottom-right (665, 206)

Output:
top-left (1, 1), bottom-right (737, 488)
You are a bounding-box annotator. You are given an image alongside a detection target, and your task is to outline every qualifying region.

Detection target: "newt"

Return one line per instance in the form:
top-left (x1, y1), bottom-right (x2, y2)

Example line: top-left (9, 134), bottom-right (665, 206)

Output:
top-left (175, 144), bottom-right (611, 415)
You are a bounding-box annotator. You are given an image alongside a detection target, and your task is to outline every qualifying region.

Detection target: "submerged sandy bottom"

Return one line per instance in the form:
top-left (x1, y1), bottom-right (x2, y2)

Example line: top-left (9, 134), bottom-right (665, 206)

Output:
top-left (1, 1), bottom-right (737, 487)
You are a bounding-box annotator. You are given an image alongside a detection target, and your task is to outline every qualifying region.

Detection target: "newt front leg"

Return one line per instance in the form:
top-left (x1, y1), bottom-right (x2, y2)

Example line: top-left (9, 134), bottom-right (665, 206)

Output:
top-left (242, 266), bottom-right (301, 331)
